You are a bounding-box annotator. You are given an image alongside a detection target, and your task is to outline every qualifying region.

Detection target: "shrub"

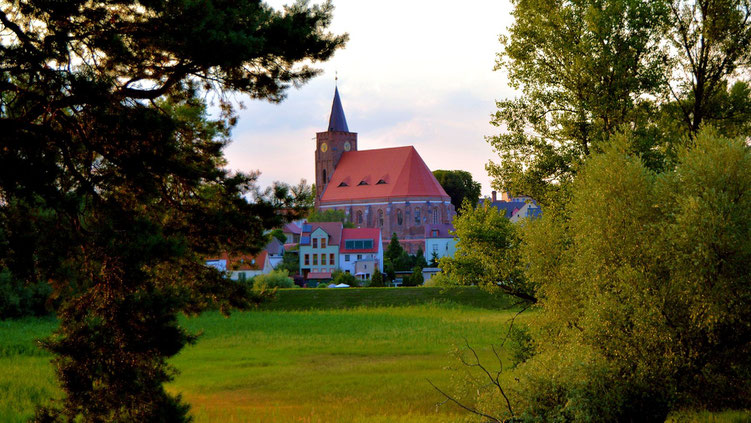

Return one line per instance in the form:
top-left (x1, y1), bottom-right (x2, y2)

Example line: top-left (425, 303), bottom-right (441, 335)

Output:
top-left (331, 269), bottom-right (357, 287)
top-left (252, 269), bottom-right (294, 290)
top-left (316, 281), bottom-right (328, 288)
top-left (369, 269), bottom-right (386, 287)
top-left (0, 269), bottom-right (52, 319)
top-left (423, 271), bottom-right (455, 287)
top-left (402, 266), bottom-right (424, 287)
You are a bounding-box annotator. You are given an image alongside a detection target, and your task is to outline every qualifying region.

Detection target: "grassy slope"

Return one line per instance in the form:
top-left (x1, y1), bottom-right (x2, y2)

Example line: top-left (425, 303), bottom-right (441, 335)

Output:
top-left (1, 287), bottom-right (749, 422)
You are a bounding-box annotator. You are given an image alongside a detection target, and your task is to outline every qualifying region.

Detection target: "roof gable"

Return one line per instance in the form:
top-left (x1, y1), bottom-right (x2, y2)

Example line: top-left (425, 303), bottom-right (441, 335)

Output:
top-left (321, 146), bottom-right (450, 203)
top-left (302, 222), bottom-right (343, 246)
top-left (340, 228), bottom-right (381, 253)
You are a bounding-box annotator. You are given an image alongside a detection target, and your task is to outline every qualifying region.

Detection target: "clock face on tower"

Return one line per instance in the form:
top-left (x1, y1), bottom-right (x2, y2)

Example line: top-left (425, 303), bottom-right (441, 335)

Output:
top-left (320, 142), bottom-right (328, 153)
top-left (344, 141), bottom-right (351, 151)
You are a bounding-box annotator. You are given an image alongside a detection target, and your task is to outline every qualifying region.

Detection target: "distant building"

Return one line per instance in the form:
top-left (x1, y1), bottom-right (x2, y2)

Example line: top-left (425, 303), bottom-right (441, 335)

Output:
top-left (312, 87), bottom-right (456, 254)
top-left (479, 190), bottom-right (541, 221)
top-left (339, 228), bottom-right (383, 281)
top-left (299, 222), bottom-right (343, 280)
top-left (424, 223), bottom-right (457, 263)
top-left (282, 222), bottom-right (302, 244)
top-left (205, 251), bottom-right (273, 281)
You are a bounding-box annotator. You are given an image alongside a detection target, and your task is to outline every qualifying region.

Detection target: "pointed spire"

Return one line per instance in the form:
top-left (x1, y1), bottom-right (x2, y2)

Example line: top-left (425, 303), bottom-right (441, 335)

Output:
top-left (327, 86), bottom-right (349, 132)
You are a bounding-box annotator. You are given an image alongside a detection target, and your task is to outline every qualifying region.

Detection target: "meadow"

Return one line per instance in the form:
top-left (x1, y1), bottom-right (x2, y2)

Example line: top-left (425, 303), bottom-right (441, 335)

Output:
top-left (1, 287), bottom-right (749, 422)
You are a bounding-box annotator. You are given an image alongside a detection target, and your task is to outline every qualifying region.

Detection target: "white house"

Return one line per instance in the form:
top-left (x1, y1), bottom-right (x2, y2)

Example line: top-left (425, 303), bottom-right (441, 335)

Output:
top-left (339, 228), bottom-right (383, 281)
top-left (424, 223), bottom-right (457, 263)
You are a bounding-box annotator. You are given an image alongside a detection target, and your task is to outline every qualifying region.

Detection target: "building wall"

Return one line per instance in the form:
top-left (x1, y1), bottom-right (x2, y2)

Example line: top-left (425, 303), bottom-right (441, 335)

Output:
top-left (315, 131), bottom-right (357, 206)
top-left (425, 237), bottom-right (457, 262)
top-left (299, 228), bottom-right (340, 275)
top-left (319, 199), bottom-right (455, 242)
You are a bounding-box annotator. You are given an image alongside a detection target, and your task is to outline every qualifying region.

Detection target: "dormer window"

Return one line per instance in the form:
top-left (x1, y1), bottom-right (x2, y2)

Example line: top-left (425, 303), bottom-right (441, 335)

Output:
top-left (376, 179), bottom-right (387, 185)
top-left (358, 180), bottom-right (368, 186)
top-left (338, 182), bottom-right (348, 187)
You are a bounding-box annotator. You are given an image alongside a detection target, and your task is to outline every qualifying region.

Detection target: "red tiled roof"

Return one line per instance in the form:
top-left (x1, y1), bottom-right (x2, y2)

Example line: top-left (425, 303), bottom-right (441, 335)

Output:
top-left (320, 146), bottom-right (450, 203)
top-left (340, 228), bottom-right (381, 253)
top-left (307, 271), bottom-right (332, 280)
top-left (282, 222), bottom-right (301, 234)
top-left (206, 251), bottom-right (268, 271)
top-left (302, 222), bottom-right (343, 246)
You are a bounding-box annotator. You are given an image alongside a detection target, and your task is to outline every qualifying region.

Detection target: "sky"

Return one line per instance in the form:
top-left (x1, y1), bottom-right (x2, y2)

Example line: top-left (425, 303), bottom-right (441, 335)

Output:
top-left (223, 0), bottom-right (518, 196)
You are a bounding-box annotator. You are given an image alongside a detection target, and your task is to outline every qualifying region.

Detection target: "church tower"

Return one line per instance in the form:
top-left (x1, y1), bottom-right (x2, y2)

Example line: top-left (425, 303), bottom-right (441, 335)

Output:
top-left (315, 87), bottom-right (357, 206)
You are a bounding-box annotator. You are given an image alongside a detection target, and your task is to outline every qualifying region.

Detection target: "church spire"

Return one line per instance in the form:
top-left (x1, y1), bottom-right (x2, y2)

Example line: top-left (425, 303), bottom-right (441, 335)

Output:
top-left (327, 86), bottom-right (349, 132)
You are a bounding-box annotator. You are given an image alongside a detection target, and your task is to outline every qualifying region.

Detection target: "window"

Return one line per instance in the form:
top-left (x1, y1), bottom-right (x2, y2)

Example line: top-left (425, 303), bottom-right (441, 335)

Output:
top-left (345, 254), bottom-right (350, 262)
top-left (238, 272), bottom-right (246, 281)
top-left (345, 239), bottom-right (373, 249)
top-left (338, 182), bottom-right (348, 187)
top-left (376, 179), bottom-right (387, 185)
top-left (304, 254), bottom-right (310, 266)
top-left (433, 207), bottom-right (439, 224)
top-left (345, 270), bottom-right (350, 274)
top-left (433, 244), bottom-right (438, 253)
top-left (323, 169), bottom-right (327, 183)
top-left (321, 238), bottom-right (327, 249)
top-left (313, 238), bottom-right (318, 248)
top-left (432, 229), bottom-right (439, 237)
top-left (313, 254), bottom-right (318, 265)
top-left (357, 254), bottom-right (362, 260)
top-left (321, 254), bottom-right (327, 266)
top-left (378, 209), bottom-right (384, 226)
top-left (414, 207), bottom-right (421, 224)
top-left (397, 209), bottom-right (403, 225)
top-left (358, 180), bottom-right (368, 185)
top-left (330, 253), bottom-right (335, 265)
top-left (356, 210), bottom-right (363, 224)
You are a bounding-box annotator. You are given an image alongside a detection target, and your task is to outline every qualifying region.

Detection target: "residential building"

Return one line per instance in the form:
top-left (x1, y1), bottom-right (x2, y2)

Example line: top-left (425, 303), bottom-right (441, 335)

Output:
top-left (205, 251), bottom-right (273, 281)
top-left (479, 190), bottom-right (541, 221)
top-left (339, 228), bottom-right (383, 281)
top-left (424, 223), bottom-right (457, 263)
top-left (299, 222), bottom-right (343, 280)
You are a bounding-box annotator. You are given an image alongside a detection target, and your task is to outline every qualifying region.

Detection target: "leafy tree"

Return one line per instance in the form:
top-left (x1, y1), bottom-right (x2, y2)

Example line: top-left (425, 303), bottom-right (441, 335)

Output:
top-left (487, 0), bottom-right (751, 202)
top-left (0, 0), bottom-right (345, 421)
top-left (440, 200), bottom-right (532, 302)
top-left (508, 129), bottom-right (751, 421)
top-left (307, 208), bottom-right (355, 228)
top-left (402, 266), bottom-right (424, 287)
top-left (432, 170), bottom-right (482, 212)
top-left (369, 269), bottom-right (386, 287)
top-left (276, 250), bottom-right (299, 276)
top-left (270, 228), bottom-right (287, 244)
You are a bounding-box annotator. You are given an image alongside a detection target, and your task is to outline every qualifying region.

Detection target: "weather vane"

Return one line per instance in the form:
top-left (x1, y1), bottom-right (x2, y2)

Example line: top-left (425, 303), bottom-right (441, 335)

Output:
top-left (335, 70), bottom-right (338, 86)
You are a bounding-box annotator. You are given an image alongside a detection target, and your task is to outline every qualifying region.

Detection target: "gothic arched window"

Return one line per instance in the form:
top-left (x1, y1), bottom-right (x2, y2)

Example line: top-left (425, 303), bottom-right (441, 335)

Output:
top-left (378, 209), bottom-right (384, 227)
top-left (433, 207), bottom-right (439, 224)
top-left (414, 207), bottom-right (421, 224)
top-left (356, 210), bottom-right (363, 224)
top-left (323, 169), bottom-right (327, 183)
top-left (397, 209), bottom-right (403, 225)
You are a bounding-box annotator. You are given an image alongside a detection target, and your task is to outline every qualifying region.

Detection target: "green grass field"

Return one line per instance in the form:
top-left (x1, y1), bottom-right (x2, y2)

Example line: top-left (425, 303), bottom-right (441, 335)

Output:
top-left (1, 287), bottom-right (749, 422)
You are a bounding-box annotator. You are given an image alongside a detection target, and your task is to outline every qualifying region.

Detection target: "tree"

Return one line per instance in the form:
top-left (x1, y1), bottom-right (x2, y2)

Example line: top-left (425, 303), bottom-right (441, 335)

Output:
top-left (275, 250), bottom-right (300, 276)
top-left (432, 170), bottom-right (482, 212)
top-left (384, 233), bottom-right (405, 265)
top-left (440, 201), bottom-right (533, 302)
top-left (307, 208), bottom-right (355, 228)
top-left (505, 129), bottom-right (751, 421)
top-left (369, 269), bottom-right (386, 287)
top-left (429, 251), bottom-right (440, 267)
top-left (331, 269), bottom-right (357, 287)
top-left (259, 179), bottom-right (315, 217)
top-left (487, 0), bottom-right (751, 202)
top-left (270, 228), bottom-right (287, 244)
top-left (252, 269), bottom-right (294, 290)
top-left (0, 1), bottom-right (345, 421)
top-left (413, 247), bottom-right (428, 270)
top-left (402, 266), bottom-right (424, 287)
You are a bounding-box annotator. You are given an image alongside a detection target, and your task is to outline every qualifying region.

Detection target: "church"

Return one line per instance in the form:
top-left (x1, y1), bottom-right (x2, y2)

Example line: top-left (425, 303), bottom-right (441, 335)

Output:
top-left (313, 87), bottom-right (456, 254)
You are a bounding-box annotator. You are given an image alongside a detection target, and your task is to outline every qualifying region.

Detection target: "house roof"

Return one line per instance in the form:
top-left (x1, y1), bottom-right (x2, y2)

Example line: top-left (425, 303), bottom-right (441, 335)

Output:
top-left (307, 271), bottom-right (332, 280)
top-left (424, 223), bottom-right (454, 238)
top-left (481, 200), bottom-right (528, 219)
top-left (340, 228), bottom-right (381, 253)
top-left (301, 222), bottom-right (343, 246)
top-left (206, 251), bottom-right (268, 271)
top-left (265, 237), bottom-right (284, 255)
top-left (282, 222), bottom-right (301, 234)
top-left (320, 146), bottom-right (450, 203)
top-left (327, 87), bottom-right (349, 132)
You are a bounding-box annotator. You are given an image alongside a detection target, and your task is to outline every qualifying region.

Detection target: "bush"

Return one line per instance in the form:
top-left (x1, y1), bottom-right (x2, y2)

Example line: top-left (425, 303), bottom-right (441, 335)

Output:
top-left (402, 266), bottom-right (424, 287)
top-left (331, 270), bottom-right (357, 287)
top-left (369, 269), bottom-right (386, 287)
top-left (252, 269), bottom-right (294, 290)
top-left (0, 269), bottom-right (52, 319)
top-left (316, 281), bottom-right (329, 288)
top-left (423, 271), bottom-right (456, 287)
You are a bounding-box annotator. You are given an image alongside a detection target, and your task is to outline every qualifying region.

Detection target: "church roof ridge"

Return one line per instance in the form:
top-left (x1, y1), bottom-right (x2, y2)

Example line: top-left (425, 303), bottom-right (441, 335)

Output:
top-left (327, 86), bottom-right (349, 132)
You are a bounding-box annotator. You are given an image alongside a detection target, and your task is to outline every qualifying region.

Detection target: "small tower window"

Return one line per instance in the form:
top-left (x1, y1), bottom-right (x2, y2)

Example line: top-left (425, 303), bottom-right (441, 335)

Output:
top-left (323, 169), bottom-right (327, 183)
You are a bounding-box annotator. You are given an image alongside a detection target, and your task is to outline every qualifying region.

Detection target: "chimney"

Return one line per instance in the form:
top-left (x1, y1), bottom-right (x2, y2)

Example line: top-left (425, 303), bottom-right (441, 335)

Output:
top-left (491, 191), bottom-right (497, 202)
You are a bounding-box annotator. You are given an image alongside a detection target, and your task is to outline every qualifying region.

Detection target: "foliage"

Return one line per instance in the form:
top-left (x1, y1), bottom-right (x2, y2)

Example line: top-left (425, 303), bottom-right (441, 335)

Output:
top-left (510, 128), bottom-right (751, 421)
top-left (429, 251), bottom-right (439, 267)
top-left (440, 201), bottom-right (533, 302)
top-left (432, 170), bottom-right (482, 212)
top-left (275, 251), bottom-right (299, 276)
top-left (316, 282), bottom-right (329, 288)
top-left (257, 180), bottom-right (315, 219)
top-left (422, 272), bottom-right (457, 288)
top-left (0, 0), bottom-right (345, 421)
top-left (252, 270), bottom-right (294, 290)
top-left (384, 233), bottom-right (425, 273)
top-left (369, 269), bottom-right (386, 287)
top-left (488, 0), bottom-right (751, 201)
top-left (270, 229), bottom-right (287, 244)
top-left (401, 266), bottom-right (424, 287)
top-left (306, 209), bottom-right (355, 228)
top-left (331, 269), bottom-right (357, 287)
top-left (0, 269), bottom-right (52, 319)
